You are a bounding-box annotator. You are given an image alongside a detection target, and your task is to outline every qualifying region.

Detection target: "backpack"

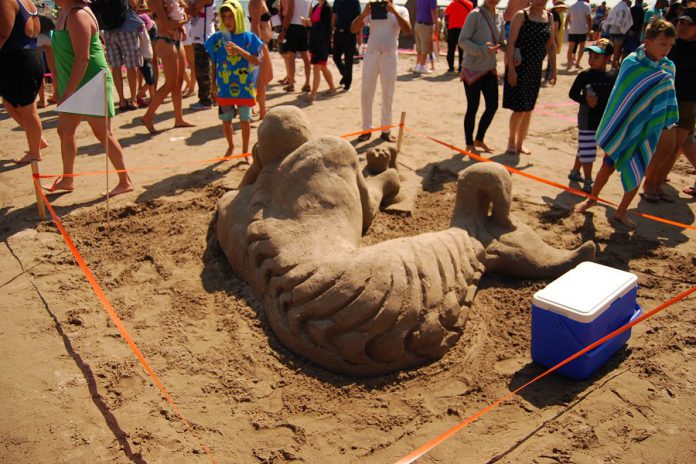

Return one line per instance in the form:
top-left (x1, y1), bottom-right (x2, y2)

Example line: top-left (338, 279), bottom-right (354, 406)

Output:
top-left (90, 0), bottom-right (130, 30)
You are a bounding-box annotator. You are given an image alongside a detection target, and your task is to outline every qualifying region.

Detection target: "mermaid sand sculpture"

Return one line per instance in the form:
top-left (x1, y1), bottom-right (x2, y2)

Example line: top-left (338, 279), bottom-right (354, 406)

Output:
top-left (216, 106), bottom-right (595, 376)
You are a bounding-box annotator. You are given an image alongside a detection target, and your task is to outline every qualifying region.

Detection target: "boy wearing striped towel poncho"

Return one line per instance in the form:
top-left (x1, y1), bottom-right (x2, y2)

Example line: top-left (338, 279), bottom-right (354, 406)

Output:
top-left (574, 19), bottom-right (679, 229)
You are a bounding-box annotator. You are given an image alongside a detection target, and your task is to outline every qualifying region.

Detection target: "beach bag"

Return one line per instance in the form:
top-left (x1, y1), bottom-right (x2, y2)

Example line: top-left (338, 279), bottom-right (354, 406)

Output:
top-left (460, 68), bottom-right (493, 85)
top-left (90, 0), bottom-right (129, 30)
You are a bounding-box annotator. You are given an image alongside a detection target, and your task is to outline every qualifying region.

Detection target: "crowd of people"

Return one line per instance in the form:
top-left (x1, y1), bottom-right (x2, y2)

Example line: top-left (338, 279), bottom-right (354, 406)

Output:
top-left (1, 0), bottom-right (695, 229)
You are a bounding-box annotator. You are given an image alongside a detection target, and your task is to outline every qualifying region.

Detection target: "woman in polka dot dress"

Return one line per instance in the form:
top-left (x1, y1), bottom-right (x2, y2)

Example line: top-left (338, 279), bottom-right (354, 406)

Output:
top-left (503, 0), bottom-right (557, 155)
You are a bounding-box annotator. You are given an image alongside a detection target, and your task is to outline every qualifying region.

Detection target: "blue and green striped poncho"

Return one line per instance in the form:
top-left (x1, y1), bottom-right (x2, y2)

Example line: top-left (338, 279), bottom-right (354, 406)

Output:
top-left (596, 45), bottom-right (679, 192)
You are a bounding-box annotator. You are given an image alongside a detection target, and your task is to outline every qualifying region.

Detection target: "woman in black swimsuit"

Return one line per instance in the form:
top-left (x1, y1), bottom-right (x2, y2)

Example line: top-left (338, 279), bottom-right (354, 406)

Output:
top-left (0, 0), bottom-right (45, 164)
top-left (249, 0), bottom-right (274, 118)
top-left (141, 0), bottom-right (194, 134)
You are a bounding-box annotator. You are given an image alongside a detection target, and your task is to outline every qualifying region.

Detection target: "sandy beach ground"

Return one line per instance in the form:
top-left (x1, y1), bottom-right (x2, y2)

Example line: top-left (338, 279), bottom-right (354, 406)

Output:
top-left (1, 49), bottom-right (695, 463)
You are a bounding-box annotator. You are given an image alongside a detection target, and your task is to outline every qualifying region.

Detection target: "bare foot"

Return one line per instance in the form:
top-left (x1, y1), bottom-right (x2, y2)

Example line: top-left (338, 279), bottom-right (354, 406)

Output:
top-left (224, 146), bottom-right (235, 157)
top-left (474, 140), bottom-right (494, 153)
top-left (43, 177), bottom-right (74, 193)
top-left (140, 115), bottom-right (158, 134)
top-left (13, 153), bottom-right (43, 164)
top-left (244, 156), bottom-right (251, 164)
top-left (612, 213), bottom-right (636, 229)
top-left (174, 120), bottom-right (195, 128)
top-left (574, 199), bottom-right (596, 213)
top-left (40, 138), bottom-right (48, 149)
top-left (517, 146), bottom-right (531, 155)
top-left (103, 181), bottom-right (134, 198)
top-left (465, 144), bottom-right (477, 152)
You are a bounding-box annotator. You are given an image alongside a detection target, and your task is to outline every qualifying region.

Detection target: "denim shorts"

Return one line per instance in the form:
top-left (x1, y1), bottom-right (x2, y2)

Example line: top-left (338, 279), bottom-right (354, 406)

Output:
top-left (219, 105), bottom-right (253, 122)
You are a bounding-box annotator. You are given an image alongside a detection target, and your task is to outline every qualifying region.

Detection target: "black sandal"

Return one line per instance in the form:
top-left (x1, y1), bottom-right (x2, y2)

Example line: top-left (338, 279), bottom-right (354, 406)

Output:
top-left (357, 133), bottom-right (371, 142)
top-left (380, 132), bottom-right (396, 143)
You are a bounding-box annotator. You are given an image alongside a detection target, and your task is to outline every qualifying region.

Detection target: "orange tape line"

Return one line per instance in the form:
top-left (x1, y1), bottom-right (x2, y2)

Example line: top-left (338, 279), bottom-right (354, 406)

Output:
top-left (339, 124), bottom-right (400, 139)
top-left (37, 125), bottom-right (400, 179)
top-left (405, 127), bottom-right (696, 231)
top-left (32, 176), bottom-right (218, 464)
top-left (36, 152), bottom-right (252, 179)
top-left (394, 284), bottom-right (696, 464)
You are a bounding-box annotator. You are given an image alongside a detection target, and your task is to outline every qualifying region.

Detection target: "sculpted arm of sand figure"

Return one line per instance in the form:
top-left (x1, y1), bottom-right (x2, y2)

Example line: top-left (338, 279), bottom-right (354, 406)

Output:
top-left (216, 106), bottom-right (594, 376)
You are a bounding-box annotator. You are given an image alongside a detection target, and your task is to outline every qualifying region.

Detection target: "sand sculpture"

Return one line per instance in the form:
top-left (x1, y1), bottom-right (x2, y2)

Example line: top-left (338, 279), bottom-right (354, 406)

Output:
top-left (216, 106), bottom-right (596, 376)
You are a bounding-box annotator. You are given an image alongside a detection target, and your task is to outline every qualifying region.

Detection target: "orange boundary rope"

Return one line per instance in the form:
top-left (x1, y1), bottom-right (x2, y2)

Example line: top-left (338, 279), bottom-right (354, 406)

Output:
top-left (36, 125), bottom-right (399, 179)
top-left (32, 175), bottom-right (219, 464)
top-left (394, 285), bottom-right (696, 464)
top-left (404, 127), bottom-right (696, 231)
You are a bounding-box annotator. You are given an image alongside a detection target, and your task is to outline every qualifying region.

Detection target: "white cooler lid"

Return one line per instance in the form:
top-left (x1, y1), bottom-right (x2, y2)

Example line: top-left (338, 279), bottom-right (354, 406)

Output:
top-left (532, 262), bottom-right (637, 323)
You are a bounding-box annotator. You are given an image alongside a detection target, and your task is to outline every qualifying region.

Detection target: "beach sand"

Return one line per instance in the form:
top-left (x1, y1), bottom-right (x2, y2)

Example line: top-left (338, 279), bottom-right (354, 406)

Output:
top-left (1, 51), bottom-right (695, 463)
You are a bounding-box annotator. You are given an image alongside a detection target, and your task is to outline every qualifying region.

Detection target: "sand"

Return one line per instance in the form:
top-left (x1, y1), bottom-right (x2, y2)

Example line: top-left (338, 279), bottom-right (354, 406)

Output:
top-left (1, 51), bottom-right (695, 463)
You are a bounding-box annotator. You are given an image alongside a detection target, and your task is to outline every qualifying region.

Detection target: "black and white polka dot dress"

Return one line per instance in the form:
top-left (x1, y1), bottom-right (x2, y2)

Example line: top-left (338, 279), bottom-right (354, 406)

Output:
top-left (503, 10), bottom-right (551, 112)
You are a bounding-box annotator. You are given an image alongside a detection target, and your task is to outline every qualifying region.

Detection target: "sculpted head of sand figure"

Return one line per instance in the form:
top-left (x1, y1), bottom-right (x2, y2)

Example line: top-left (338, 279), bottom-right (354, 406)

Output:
top-left (216, 106), bottom-right (596, 377)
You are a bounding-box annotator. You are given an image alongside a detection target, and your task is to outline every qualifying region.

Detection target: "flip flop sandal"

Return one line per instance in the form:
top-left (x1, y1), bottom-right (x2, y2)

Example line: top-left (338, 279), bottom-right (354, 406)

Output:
top-left (43, 177), bottom-right (74, 193)
top-left (658, 192), bottom-right (675, 203)
top-left (283, 84), bottom-right (295, 92)
top-left (639, 192), bottom-right (661, 203)
top-left (380, 133), bottom-right (396, 143)
top-left (357, 133), bottom-right (371, 142)
top-left (301, 84), bottom-right (311, 92)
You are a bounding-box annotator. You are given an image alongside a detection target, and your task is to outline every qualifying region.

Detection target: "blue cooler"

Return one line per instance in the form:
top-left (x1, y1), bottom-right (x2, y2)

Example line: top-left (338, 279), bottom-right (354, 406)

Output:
top-left (531, 262), bottom-right (642, 380)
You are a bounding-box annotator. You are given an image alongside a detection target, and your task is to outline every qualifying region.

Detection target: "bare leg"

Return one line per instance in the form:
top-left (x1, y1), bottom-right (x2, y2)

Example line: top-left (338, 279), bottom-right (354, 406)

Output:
top-left (575, 161), bottom-right (615, 212)
top-left (321, 65), bottom-right (336, 92)
top-left (516, 111), bottom-right (532, 154)
top-left (112, 65), bottom-right (126, 107)
top-left (183, 44), bottom-right (196, 96)
top-left (507, 111), bottom-right (524, 153)
top-left (142, 41), bottom-right (180, 133)
top-left (613, 188), bottom-right (640, 228)
top-left (222, 120), bottom-right (234, 156)
top-left (86, 116), bottom-right (134, 196)
top-left (44, 46), bottom-right (57, 102)
top-left (643, 128), bottom-right (676, 196)
top-left (301, 51), bottom-right (311, 89)
top-left (658, 127), bottom-right (690, 185)
top-left (308, 64), bottom-right (321, 99)
top-left (575, 43), bottom-right (585, 67)
top-left (49, 113), bottom-right (82, 191)
top-left (285, 53), bottom-right (296, 87)
top-left (173, 45), bottom-right (194, 127)
top-left (126, 67), bottom-right (139, 107)
top-left (7, 101), bottom-right (43, 162)
top-left (38, 80), bottom-right (46, 107)
top-left (566, 42), bottom-right (575, 68)
top-left (241, 120), bottom-right (251, 155)
top-left (257, 44), bottom-right (272, 118)
top-left (581, 161), bottom-right (593, 181)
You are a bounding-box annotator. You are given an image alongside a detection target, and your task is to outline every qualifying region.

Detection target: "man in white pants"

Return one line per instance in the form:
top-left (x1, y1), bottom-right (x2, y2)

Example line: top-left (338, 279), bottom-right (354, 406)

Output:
top-left (351, 0), bottom-right (412, 142)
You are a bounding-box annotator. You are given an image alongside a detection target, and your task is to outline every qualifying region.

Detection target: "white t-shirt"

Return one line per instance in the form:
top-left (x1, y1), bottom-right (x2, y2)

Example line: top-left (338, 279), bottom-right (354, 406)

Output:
top-left (365, 5), bottom-right (410, 55)
top-left (567, 1), bottom-right (591, 35)
top-left (189, 1), bottom-right (216, 44)
top-left (290, 0), bottom-right (312, 26)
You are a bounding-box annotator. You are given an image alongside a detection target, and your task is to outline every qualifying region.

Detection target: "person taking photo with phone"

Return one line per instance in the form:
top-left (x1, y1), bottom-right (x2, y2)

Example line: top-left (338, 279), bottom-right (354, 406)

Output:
top-left (351, 0), bottom-right (412, 143)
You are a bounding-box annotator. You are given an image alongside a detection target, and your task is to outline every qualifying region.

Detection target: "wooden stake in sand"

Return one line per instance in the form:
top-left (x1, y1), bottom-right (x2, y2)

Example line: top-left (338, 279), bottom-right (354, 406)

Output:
top-left (396, 112), bottom-right (406, 154)
top-left (30, 160), bottom-right (46, 220)
top-left (104, 74), bottom-right (111, 236)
